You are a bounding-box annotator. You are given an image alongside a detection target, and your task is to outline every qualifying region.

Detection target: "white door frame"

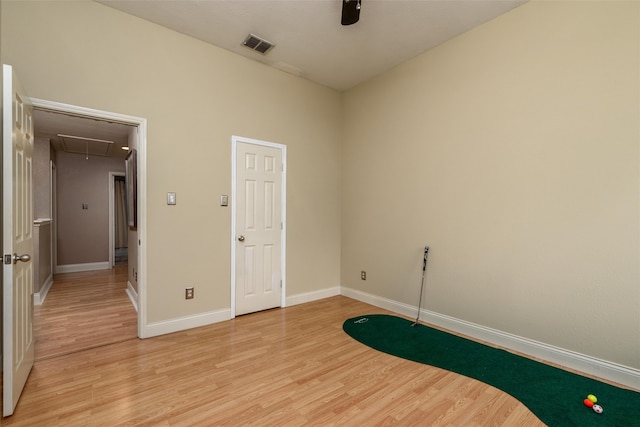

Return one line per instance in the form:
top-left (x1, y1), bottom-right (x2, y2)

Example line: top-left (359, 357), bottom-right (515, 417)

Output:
top-left (30, 98), bottom-right (149, 338)
top-left (230, 135), bottom-right (287, 318)
top-left (108, 171), bottom-right (126, 268)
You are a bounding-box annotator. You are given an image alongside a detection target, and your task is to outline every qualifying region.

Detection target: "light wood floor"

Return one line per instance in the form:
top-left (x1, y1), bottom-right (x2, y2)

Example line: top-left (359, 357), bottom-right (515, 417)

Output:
top-left (4, 271), bottom-right (545, 426)
top-left (33, 265), bottom-right (138, 361)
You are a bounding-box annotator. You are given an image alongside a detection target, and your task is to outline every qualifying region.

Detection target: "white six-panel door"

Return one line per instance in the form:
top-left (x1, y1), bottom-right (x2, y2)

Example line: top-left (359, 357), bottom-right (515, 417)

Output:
top-left (3, 64), bottom-right (35, 417)
top-left (233, 137), bottom-right (285, 316)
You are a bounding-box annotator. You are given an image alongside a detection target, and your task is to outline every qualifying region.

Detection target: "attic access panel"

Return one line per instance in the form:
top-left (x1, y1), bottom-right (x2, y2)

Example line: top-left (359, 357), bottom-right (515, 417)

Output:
top-left (58, 134), bottom-right (114, 157)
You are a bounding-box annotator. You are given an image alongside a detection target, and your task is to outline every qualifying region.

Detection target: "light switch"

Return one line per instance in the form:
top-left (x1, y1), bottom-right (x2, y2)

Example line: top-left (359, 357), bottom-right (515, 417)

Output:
top-left (167, 192), bottom-right (176, 205)
top-left (220, 195), bottom-right (228, 206)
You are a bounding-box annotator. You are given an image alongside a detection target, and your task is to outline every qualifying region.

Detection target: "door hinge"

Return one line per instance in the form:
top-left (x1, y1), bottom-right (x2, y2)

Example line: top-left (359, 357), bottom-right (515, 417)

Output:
top-left (280, 280), bottom-right (283, 288)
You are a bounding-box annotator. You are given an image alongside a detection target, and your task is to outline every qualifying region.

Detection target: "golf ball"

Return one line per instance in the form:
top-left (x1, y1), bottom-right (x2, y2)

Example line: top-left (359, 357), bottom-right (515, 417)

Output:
top-left (587, 394), bottom-right (597, 403)
top-left (592, 404), bottom-right (603, 414)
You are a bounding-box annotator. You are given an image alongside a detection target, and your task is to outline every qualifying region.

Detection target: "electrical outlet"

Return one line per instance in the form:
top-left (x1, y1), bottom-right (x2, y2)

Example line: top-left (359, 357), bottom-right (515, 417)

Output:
top-left (185, 287), bottom-right (194, 299)
top-left (361, 271), bottom-right (366, 280)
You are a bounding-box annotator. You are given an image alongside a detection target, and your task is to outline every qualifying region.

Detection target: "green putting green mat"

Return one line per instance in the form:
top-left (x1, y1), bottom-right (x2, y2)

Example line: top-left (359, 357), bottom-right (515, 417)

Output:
top-left (343, 314), bottom-right (640, 426)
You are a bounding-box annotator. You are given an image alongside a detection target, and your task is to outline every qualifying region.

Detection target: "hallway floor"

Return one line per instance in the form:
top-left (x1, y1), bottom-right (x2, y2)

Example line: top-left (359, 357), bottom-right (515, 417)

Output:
top-left (34, 265), bottom-right (137, 361)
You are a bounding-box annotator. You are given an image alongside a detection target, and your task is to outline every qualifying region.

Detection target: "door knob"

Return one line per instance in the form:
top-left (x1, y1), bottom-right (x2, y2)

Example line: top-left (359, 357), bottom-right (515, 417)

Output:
top-left (13, 253), bottom-right (31, 264)
top-left (238, 235), bottom-right (245, 242)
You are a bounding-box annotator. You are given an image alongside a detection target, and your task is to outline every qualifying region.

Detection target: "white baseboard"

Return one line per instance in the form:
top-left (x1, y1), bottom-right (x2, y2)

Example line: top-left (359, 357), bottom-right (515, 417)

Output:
top-left (286, 286), bottom-right (340, 307)
top-left (142, 308), bottom-right (231, 338)
top-left (341, 286), bottom-right (640, 391)
top-left (56, 262), bottom-right (110, 273)
top-left (126, 281), bottom-right (138, 312)
top-left (141, 286), bottom-right (340, 339)
top-left (33, 274), bottom-right (54, 306)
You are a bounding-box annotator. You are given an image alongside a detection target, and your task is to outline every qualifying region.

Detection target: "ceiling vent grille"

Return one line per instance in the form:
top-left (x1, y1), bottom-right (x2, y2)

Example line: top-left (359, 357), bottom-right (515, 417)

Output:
top-left (242, 34), bottom-right (275, 55)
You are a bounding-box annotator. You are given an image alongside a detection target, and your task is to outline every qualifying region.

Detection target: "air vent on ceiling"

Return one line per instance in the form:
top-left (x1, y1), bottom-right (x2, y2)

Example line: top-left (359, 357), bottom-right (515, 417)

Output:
top-left (242, 34), bottom-right (275, 55)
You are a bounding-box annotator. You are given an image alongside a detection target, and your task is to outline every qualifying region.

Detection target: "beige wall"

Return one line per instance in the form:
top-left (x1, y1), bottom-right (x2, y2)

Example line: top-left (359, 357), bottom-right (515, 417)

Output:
top-left (55, 151), bottom-right (125, 266)
top-left (1, 1), bottom-right (342, 323)
top-left (33, 221), bottom-right (52, 294)
top-left (342, 0), bottom-right (639, 369)
top-left (33, 138), bottom-right (53, 293)
top-left (33, 137), bottom-right (51, 219)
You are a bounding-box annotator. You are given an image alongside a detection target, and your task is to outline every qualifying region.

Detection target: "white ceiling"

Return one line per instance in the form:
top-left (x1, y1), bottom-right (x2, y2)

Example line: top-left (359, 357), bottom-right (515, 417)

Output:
top-left (37, 0), bottom-right (527, 157)
top-left (98, 0), bottom-right (527, 91)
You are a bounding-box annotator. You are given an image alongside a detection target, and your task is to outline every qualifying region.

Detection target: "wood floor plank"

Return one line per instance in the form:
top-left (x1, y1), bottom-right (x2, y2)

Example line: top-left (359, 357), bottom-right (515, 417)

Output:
top-left (4, 271), bottom-right (545, 426)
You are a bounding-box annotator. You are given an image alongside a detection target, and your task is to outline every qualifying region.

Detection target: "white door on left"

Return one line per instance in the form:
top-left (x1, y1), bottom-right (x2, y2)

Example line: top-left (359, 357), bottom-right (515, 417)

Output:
top-left (3, 64), bottom-right (35, 417)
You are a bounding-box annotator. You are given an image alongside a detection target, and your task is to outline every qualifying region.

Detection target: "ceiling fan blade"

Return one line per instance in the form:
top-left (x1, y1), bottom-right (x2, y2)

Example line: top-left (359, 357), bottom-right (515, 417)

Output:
top-left (341, 0), bottom-right (361, 26)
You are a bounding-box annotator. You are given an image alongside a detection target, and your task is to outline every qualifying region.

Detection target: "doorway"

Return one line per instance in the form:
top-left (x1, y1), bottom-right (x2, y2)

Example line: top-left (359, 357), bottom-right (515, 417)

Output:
top-left (30, 98), bottom-right (147, 339)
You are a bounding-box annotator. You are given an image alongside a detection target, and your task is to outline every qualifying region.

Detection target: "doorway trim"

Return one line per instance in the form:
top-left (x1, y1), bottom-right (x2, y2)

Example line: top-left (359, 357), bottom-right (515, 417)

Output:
top-left (30, 97), bottom-right (148, 338)
top-left (230, 135), bottom-right (287, 318)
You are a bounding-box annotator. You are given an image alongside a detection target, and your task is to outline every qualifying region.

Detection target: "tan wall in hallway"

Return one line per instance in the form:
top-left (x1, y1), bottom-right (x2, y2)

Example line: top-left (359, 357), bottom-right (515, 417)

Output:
top-left (34, 221), bottom-right (52, 294)
top-left (55, 151), bottom-right (125, 266)
top-left (33, 137), bottom-right (51, 219)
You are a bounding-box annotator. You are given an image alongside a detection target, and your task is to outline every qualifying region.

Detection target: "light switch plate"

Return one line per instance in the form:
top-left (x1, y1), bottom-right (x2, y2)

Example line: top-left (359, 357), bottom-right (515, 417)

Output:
top-left (220, 195), bottom-right (228, 206)
top-left (167, 192), bottom-right (176, 205)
